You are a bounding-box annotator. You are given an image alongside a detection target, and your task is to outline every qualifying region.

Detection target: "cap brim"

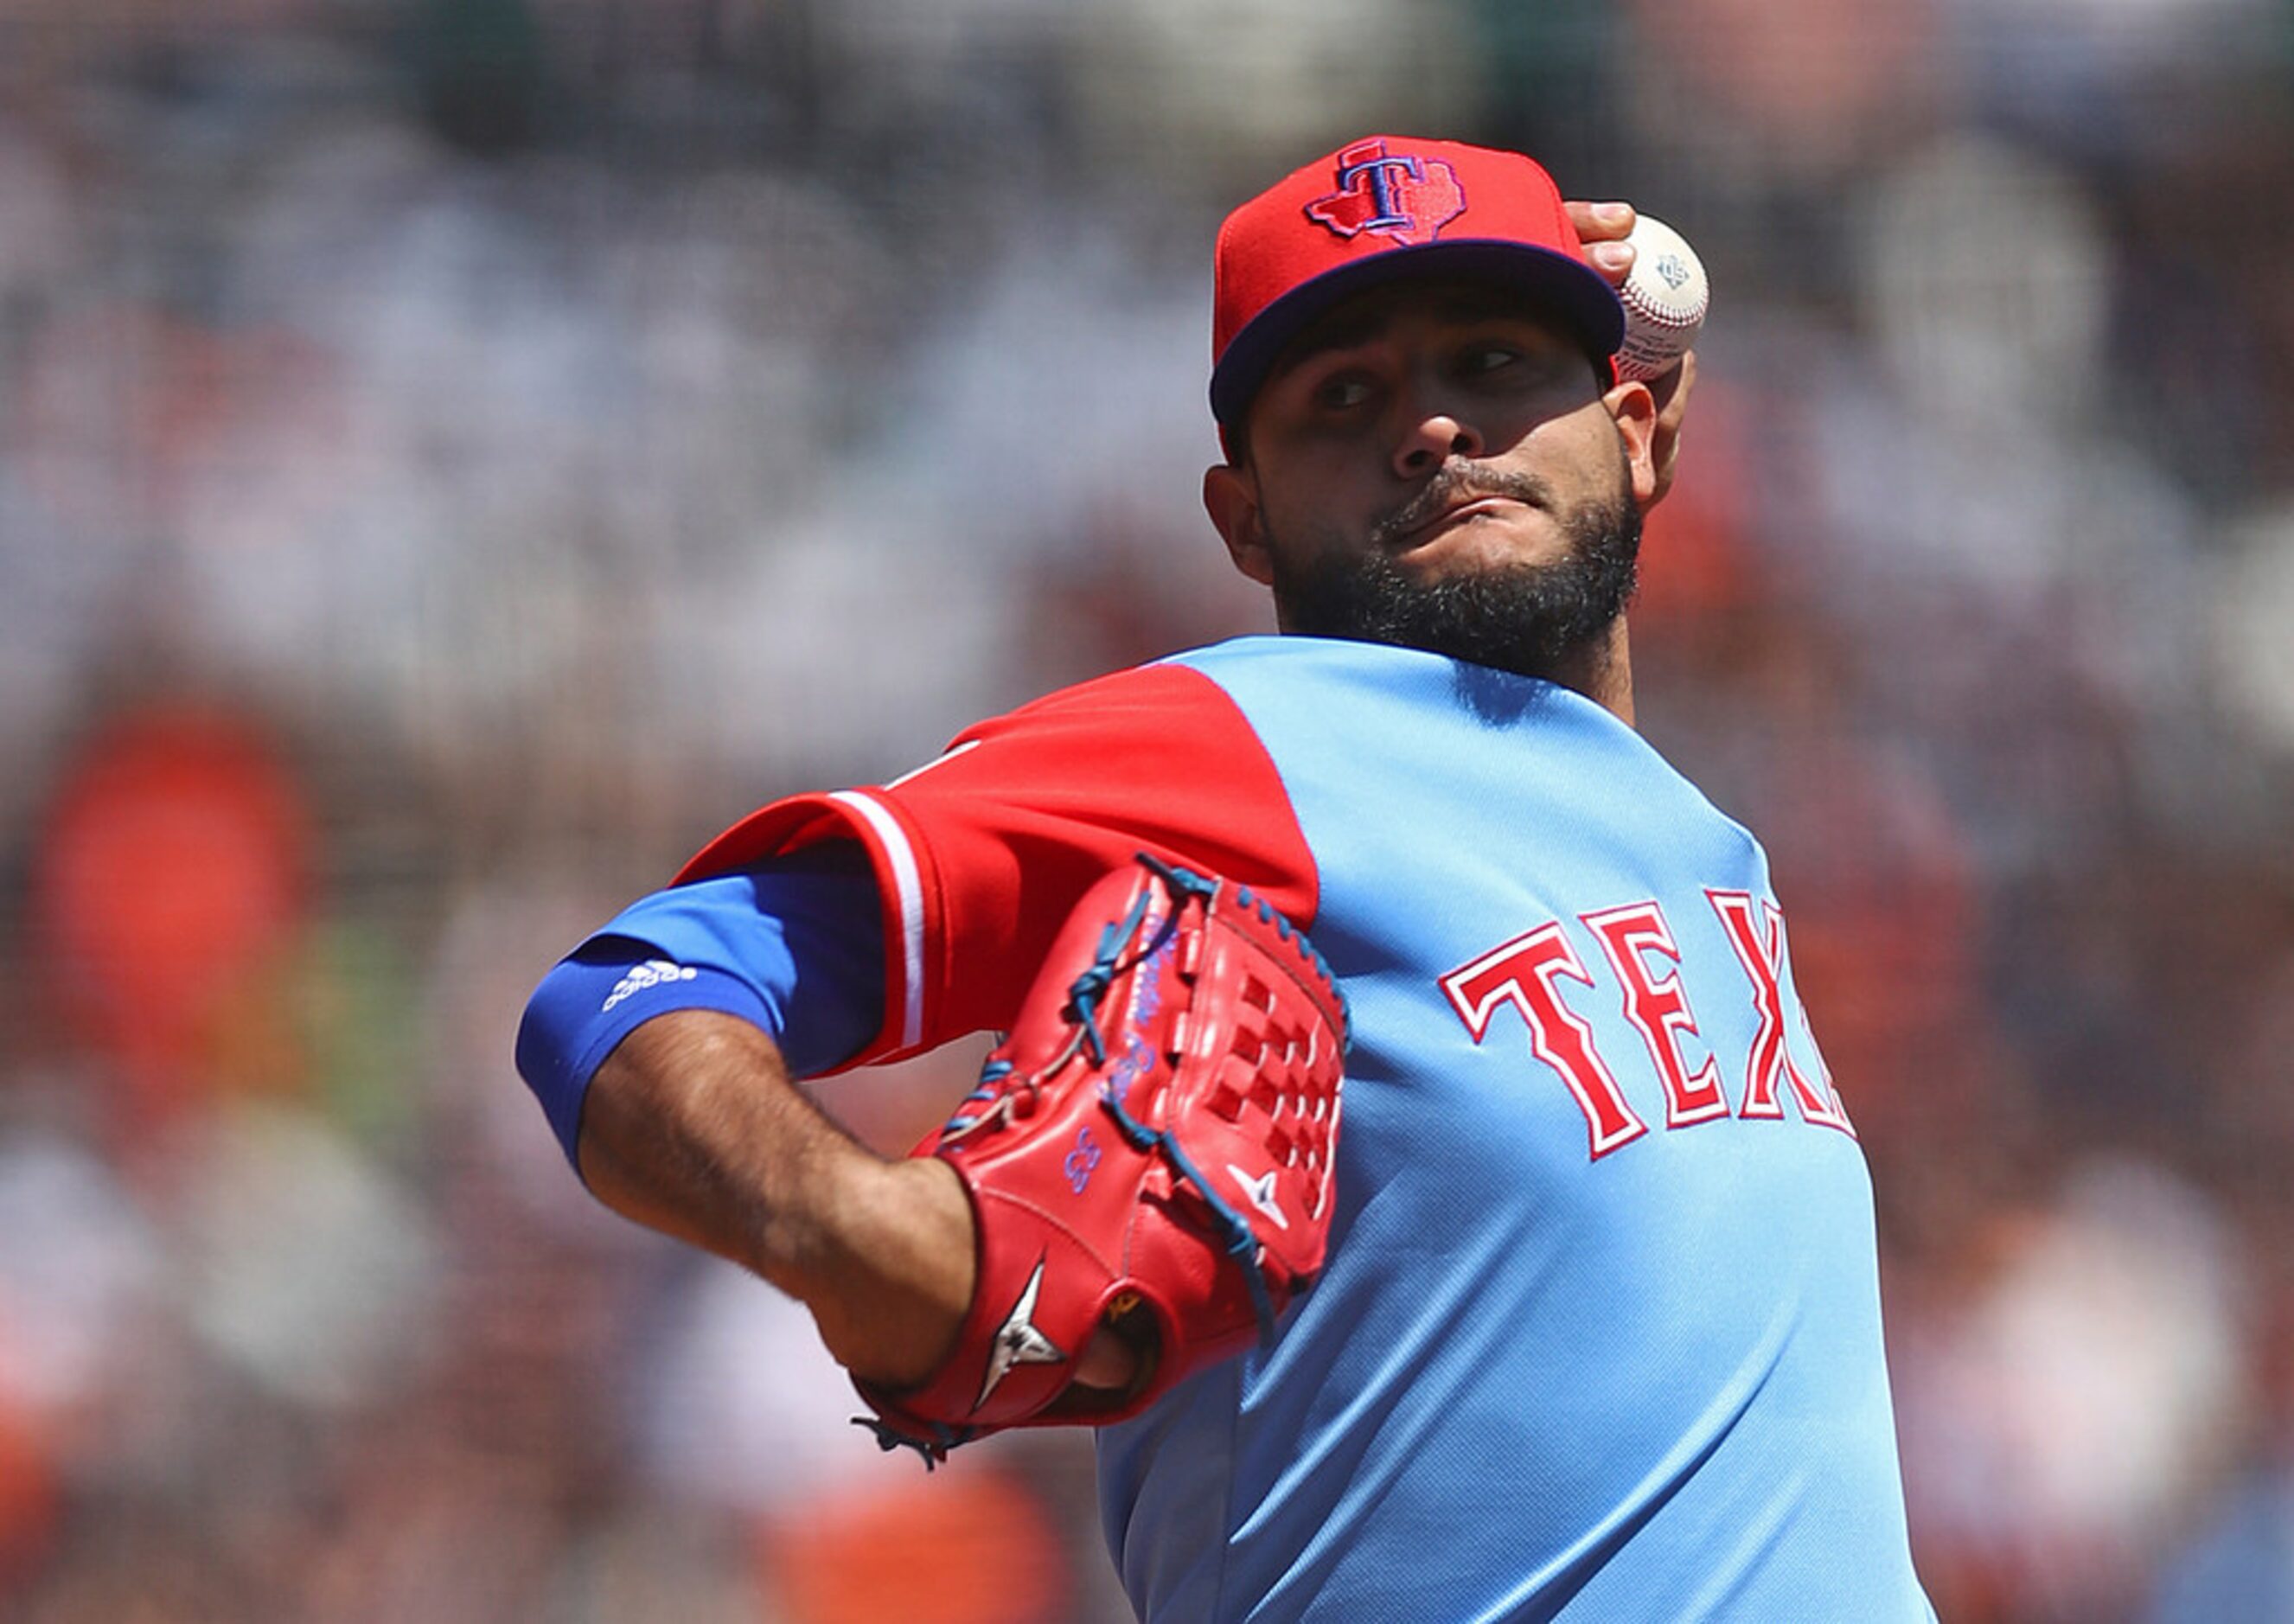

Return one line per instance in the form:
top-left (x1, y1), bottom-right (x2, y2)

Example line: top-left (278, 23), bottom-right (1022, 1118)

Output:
top-left (1210, 240), bottom-right (1626, 430)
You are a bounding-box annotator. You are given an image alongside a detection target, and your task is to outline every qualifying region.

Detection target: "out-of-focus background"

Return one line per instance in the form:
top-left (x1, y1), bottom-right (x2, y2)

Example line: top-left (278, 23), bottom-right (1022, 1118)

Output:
top-left (2, 2), bottom-right (2291, 1620)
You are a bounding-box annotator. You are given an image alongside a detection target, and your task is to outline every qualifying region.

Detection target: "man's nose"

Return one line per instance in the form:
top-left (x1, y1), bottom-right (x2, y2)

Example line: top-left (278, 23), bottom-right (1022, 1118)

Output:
top-left (1392, 395), bottom-right (1482, 477)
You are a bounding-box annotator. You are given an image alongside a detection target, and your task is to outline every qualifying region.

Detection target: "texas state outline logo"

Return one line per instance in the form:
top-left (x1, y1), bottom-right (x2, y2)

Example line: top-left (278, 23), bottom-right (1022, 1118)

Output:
top-left (1304, 139), bottom-right (1467, 246)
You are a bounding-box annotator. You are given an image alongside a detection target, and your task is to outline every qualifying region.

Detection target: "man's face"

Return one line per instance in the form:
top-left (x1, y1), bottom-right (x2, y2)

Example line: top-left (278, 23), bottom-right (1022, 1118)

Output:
top-left (1203, 279), bottom-right (1658, 682)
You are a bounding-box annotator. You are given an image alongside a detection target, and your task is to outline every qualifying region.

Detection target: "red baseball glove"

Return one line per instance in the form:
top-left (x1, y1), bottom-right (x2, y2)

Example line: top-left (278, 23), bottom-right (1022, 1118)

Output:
top-left (853, 854), bottom-right (1348, 1463)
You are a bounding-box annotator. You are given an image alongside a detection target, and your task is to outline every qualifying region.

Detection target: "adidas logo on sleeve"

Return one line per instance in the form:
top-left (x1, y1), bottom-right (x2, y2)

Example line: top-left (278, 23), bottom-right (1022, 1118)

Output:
top-left (601, 959), bottom-right (698, 1013)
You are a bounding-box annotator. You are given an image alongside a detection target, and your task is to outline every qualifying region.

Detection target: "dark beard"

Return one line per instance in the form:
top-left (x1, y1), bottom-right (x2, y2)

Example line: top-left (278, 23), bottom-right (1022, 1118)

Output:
top-left (1267, 460), bottom-right (1641, 684)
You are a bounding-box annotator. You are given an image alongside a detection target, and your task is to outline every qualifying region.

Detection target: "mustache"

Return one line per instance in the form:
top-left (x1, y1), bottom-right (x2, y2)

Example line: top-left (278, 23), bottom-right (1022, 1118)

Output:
top-left (1370, 465), bottom-right (1556, 550)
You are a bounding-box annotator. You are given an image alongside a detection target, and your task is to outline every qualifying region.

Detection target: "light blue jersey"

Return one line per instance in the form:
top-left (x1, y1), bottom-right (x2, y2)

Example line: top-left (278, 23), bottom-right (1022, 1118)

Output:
top-left (1090, 639), bottom-right (1932, 1621)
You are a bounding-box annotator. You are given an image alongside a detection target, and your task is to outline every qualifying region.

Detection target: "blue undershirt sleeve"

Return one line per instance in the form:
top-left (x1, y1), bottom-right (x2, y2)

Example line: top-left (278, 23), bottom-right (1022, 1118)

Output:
top-left (514, 849), bottom-right (885, 1168)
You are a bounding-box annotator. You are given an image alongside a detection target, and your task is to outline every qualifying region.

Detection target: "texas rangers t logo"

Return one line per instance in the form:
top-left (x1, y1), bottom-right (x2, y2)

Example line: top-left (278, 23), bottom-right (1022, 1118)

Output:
top-left (1306, 140), bottom-right (1466, 246)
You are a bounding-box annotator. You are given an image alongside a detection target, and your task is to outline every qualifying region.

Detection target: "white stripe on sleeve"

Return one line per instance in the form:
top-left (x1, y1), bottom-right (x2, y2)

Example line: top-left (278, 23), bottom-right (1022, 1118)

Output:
top-left (828, 789), bottom-right (926, 1051)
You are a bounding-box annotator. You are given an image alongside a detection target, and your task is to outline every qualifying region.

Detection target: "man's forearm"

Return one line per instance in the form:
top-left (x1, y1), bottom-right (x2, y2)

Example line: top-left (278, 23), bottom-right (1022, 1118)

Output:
top-left (577, 1008), bottom-right (975, 1387)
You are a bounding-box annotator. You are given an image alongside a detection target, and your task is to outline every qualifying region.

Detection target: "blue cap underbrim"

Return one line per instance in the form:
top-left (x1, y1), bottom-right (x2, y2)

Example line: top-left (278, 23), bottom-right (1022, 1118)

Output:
top-left (1210, 240), bottom-right (1627, 432)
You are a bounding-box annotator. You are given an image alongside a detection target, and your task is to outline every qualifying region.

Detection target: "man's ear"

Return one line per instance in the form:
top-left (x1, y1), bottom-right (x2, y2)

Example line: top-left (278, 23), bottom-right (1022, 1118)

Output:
top-left (1602, 378), bottom-right (1661, 513)
top-left (1203, 463), bottom-right (1275, 586)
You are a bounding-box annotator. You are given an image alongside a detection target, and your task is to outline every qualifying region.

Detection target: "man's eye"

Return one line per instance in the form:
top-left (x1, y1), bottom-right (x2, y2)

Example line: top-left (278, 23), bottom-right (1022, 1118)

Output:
top-left (1314, 376), bottom-right (1374, 411)
top-left (1467, 345), bottom-right (1521, 374)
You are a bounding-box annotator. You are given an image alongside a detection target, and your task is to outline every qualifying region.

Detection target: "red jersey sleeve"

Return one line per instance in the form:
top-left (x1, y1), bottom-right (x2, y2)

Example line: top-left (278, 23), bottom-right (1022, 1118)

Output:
top-left (674, 662), bottom-right (1318, 1071)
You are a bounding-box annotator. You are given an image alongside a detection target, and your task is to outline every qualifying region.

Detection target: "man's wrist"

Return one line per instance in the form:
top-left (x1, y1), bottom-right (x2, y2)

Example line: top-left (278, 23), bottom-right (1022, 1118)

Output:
top-left (808, 1153), bottom-right (978, 1387)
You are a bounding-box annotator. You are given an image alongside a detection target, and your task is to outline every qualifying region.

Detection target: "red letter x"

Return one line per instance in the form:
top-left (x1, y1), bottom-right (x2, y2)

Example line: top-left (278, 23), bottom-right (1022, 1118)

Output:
top-left (1705, 891), bottom-right (1853, 1135)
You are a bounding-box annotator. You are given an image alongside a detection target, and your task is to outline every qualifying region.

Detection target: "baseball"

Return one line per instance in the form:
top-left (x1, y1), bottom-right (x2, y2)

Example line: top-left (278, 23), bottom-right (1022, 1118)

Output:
top-left (1613, 214), bottom-right (1708, 382)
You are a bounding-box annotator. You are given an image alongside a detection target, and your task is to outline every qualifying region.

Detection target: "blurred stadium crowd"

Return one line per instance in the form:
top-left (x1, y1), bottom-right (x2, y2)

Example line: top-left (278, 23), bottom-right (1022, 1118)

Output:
top-left (1, 1), bottom-right (2291, 1620)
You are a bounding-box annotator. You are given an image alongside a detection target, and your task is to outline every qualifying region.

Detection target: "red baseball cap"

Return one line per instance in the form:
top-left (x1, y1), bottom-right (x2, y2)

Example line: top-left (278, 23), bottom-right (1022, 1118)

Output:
top-left (1210, 135), bottom-right (1626, 432)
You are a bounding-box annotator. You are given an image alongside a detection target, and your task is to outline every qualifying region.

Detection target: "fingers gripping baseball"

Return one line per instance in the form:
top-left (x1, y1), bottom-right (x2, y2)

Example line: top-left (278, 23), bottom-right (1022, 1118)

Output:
top-left (852, 855), bottom-right (1350, 1465)
top-left (1569, 201), bottom-right (1704, 507)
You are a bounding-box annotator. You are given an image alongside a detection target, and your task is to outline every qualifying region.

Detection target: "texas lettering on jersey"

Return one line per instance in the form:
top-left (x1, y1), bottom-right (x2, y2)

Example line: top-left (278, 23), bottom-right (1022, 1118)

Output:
top-left (1441, 889), bottom-right (1853, 1160)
